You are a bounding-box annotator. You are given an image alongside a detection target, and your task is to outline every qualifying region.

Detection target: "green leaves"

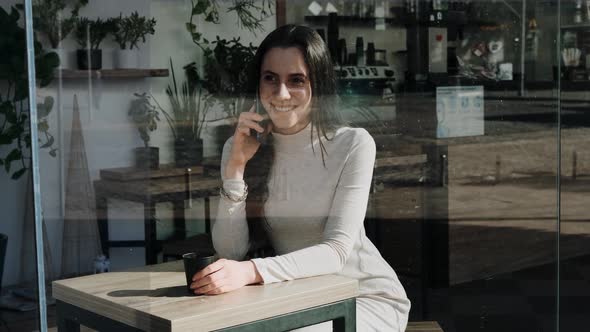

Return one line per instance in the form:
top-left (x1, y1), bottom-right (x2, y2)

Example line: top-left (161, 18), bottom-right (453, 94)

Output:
top-left (0, 6), bottom-right (59, 180)
top-left (11, 168), bottom-right (26, 180)
top-left (74, 17), bottom-right (113, 50)
top-left (128, 92), bottom-right (160, 147)
top-left (4, 148), bottom-right (22, 174)
top-left (112, 12), bottom-right (157, 50)
top-left (192, 0), bottom-right (211, 15)
top-left (37, 96), bottom-right (54, 118)
top-left (40, 135), bottom-right (55, 149)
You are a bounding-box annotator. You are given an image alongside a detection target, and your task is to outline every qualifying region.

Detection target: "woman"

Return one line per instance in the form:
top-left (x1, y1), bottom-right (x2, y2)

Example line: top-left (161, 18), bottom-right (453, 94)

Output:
top-left (190, 25), bottom-right (411, 331)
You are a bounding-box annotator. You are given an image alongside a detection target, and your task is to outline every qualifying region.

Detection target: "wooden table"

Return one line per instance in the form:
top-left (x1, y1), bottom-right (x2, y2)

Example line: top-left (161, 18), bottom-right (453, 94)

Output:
top-left (94, 164), bottom-right (221, 265)
top-left (53, 261), bottom-right (358, 331)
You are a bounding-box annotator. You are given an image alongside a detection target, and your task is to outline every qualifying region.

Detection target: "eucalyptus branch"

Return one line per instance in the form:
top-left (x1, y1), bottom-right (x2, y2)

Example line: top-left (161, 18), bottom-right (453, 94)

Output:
top-left (228, 0), bottom-right (265, 34)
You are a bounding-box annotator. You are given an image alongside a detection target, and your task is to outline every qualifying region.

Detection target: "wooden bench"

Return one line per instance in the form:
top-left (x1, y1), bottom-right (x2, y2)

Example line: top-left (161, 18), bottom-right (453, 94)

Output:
top-left (407, 321), bottom-right (443, 332)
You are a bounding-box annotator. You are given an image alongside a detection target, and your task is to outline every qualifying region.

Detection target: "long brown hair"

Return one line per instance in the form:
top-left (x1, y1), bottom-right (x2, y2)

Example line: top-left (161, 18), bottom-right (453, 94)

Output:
top-left (243, 25), bottom-right (344, 257)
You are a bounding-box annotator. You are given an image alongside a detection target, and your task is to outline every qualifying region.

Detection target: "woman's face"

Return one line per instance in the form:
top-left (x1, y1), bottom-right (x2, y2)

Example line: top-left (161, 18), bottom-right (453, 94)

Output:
top-left (259, 47), bottom-right (312, 135)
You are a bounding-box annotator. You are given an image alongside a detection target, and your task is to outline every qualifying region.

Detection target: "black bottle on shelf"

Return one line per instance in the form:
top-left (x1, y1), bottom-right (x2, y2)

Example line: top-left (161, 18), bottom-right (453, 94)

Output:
top-left (356, 36), bottom-right (365, 66)
top-left (338, 38), bottom-right (348, 66)
top-left (327, 13), bottom-right (339, 64)
top-left (367, 42), bottom-right (376, 65)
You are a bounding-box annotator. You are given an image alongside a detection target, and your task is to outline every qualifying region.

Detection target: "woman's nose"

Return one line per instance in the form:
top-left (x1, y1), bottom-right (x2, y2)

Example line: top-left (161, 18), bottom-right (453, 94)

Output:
top-left (275, 83), bottom-right (291, 100)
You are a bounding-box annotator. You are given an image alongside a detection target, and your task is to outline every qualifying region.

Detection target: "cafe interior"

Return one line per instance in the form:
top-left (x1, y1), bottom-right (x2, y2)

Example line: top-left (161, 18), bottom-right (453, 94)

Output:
top-left (1, 0), bottom-right (590, 331)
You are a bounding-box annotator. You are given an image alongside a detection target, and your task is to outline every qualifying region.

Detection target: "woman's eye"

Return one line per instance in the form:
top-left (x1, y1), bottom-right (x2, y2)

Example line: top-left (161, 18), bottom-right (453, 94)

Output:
top-left (262, 75), bottom-right (277, 83)
top-left (290, 77), bottom-right (306, 86)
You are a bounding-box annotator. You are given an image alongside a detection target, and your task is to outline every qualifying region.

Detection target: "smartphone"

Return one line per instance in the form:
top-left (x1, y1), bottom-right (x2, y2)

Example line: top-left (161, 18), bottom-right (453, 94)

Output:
top-left (251, 90), bottom-right (269, 144)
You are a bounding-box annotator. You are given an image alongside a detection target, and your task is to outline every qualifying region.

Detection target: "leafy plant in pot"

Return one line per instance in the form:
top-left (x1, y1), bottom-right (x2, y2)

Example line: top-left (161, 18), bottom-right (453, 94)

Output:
top-left (151, 59), bottom-right (211, 167)
top-left (0, 6), bottom-right (59, 180)
top-left (111, 11), bottom-right (157, 69)
top-left (74, 17), bottom-right (114, 70)
top-left (128, 93), bottom-right (160, 169)
top-left (16, 0), bottom-right (88, 68)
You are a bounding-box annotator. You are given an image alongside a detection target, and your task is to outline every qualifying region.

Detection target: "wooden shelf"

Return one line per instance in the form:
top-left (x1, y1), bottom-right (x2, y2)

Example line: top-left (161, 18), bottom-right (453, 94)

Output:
top-left (304, 11), bottom-right (495, 28)
top-left (561, 23), bottom-right (590, 30)
top-left (304, 15), bottom-right (404, 26)
top-left (57, 68), bottom-right (169, 79)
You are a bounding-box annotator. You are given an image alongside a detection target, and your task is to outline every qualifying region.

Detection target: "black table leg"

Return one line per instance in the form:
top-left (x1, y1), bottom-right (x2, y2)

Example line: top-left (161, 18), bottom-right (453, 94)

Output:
top-left (56, 300), bottom-right (80, 332)
top-left (144, 202), bottom-right (157, 265)
top-left (56, 300), bottom-right (142, 332)
top-left (172, 201), bottom-right (186, 240)
top-left (96, 195), bottom-right (109, 258)
top-left (204, 196), bottom-right (211, 234)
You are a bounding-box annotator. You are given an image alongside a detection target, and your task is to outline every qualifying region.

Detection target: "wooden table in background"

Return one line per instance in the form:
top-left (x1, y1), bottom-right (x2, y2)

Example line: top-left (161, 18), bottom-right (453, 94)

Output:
top-left (53, 261), bottom-right (358, 331)
top-left (94, 163), bottom-right (220, 265)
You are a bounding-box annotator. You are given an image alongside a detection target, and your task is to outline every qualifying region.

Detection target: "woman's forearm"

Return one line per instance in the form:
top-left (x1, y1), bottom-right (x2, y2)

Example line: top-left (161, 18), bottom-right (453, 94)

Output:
top-left (224, 159), bottom-right (246, 180)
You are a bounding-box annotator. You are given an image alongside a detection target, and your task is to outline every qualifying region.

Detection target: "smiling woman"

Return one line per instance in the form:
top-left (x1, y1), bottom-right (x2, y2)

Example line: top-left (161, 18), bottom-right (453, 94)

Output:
top-left (200, 25), bottom-right (411, 332)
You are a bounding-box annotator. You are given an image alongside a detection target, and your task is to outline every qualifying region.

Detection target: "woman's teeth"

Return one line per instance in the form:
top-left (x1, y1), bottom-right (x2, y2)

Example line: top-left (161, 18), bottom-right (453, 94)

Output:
top-left (274, 106), bottom-right (293, 112)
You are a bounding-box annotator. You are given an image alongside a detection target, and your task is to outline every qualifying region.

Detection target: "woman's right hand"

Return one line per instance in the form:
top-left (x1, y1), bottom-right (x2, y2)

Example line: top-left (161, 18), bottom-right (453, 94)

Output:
top-left (224, 105), bottom-right (270, 180)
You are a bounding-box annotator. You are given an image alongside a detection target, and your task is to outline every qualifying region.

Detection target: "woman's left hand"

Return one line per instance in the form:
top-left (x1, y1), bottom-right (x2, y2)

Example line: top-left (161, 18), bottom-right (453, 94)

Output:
top-left (190, 259), bottom-right (260, 295)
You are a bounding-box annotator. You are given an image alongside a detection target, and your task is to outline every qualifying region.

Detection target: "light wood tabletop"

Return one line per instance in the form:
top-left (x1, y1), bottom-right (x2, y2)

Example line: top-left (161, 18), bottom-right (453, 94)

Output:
top-left (53, 261), bottom-right (359, 331)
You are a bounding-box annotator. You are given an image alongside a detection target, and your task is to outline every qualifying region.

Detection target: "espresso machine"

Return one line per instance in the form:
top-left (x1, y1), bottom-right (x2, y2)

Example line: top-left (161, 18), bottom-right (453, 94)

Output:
top-left (335, 65), bottom-right (396, 96)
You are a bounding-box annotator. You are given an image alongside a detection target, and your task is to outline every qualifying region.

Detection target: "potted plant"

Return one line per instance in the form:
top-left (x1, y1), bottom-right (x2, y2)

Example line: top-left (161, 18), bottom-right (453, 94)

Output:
top-left (0, 6), bottom-right (58, 180)
top-left (74, 17), bottom-right (114, 70)
top-left (16, 0), bottom-right (88, 68)
top-left (128, 93), bottom-right (160, 169)
top-left (152, 59), bottom-right (211, 167)
top-left (112, 11), bottom-right (157, 69)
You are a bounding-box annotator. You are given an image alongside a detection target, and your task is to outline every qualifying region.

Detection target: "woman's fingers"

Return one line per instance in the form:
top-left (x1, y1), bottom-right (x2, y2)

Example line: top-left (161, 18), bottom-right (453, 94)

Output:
top-left (238, 118), bottom-right (265, 134)
top-left (240, 110), bottom-right (265, 122)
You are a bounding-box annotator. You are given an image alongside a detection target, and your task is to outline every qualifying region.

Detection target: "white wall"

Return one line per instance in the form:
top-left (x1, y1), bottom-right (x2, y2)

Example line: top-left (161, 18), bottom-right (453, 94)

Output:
top-left (0, 0), bottom-right (275, 286)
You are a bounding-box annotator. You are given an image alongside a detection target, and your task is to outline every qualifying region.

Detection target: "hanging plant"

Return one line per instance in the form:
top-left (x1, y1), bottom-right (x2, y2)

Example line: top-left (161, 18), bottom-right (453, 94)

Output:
top-left (185, 0), bottom-right (274, 54)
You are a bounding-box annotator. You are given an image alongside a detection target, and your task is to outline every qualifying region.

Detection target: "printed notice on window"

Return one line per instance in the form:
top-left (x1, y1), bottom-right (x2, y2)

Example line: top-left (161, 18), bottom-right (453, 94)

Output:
top-left (436, 86), bottom-right (484, 138)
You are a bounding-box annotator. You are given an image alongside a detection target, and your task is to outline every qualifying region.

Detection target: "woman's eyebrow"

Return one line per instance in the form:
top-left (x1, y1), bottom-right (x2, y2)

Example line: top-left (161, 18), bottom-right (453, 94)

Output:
top-left (261, 70), bottom-right (307, 77)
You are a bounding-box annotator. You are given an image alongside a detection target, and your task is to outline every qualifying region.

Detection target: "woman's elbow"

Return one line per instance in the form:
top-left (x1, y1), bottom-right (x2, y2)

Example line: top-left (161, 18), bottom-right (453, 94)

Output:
top-left (322, 242), bottom-right (349, 272)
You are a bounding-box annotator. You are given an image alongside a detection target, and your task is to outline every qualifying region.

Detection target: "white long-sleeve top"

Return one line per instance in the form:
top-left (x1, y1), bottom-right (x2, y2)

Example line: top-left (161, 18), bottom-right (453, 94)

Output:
top-left (213, 124), bottom-right (410, 331)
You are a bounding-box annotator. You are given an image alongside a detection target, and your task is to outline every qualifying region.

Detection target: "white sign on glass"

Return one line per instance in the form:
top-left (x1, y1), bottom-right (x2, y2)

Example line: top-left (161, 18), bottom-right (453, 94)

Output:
top-left (436, 86), bottom-right (484, 138)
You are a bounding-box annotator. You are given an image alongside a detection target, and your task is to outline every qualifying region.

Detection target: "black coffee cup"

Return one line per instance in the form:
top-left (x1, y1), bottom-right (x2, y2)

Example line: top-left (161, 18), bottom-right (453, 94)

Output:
top-left (183, 252), bottom-right (217, 295)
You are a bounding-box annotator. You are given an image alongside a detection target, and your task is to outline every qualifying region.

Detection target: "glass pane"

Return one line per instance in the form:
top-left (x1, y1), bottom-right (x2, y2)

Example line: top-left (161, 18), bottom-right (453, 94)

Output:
top-left (17, 0), bottom-right (571, 331)
top-left (559, 1), bottom-right (590, 332)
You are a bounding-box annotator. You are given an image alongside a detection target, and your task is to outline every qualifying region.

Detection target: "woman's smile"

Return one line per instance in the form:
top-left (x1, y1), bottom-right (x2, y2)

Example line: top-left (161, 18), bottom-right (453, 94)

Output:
top-left (271, 104), bottom-right (296, 112)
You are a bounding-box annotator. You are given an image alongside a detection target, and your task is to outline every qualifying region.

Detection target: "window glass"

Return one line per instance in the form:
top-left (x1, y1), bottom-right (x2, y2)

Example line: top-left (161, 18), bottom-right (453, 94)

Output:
top-left (9, 0), bottom-right (590, 331)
